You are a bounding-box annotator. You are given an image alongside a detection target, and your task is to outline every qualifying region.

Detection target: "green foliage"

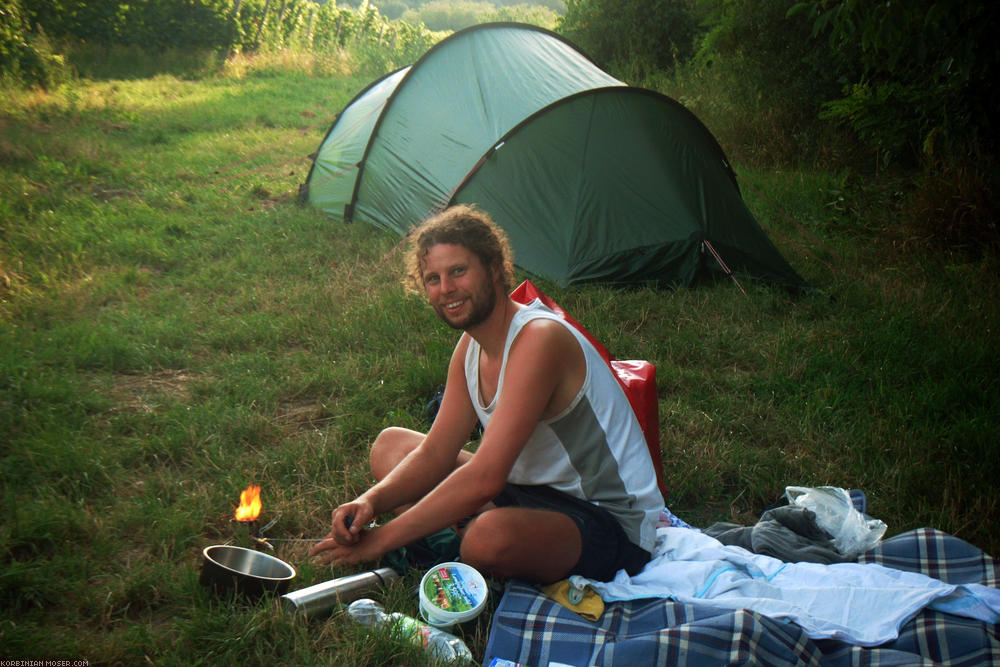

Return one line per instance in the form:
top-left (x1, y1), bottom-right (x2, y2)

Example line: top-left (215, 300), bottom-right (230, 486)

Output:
top-left (523, 0), bottom-right (563, 13)
top-left (776, 0), bottom-right (1000, 253)
top-left (308, 2), bottom-right (436, 75)
top-left (493, 0), bottom-right (563, 12)
top-left (23, 0), bottom-right (135, 44)
top-left (5, 0), bottom-right (442, 87)
top-left (790, 0), bottom-right (1000, 166)
top-left (1, 0), bottom-right (69, 87)
top-left (377, 0), bottom-right (565, 18)
top-left (1, 0), bottom-right (31, 65)
top-left (675, 0), bottom-right (844, 167)
top-left (377, 0), bottom-right (410, 20)
top-left (21, 0), bottom-right (242, 50)
top-left (396, 0), bottom-right (559, 31)
top-left (559, 0), bottom-right (699, 77)
top-left (18, 0), bottom-right (438, 73)
top-left (486, 3), bottom-right (559, 29)
top-left (401, 0), bottom-right (492, 32)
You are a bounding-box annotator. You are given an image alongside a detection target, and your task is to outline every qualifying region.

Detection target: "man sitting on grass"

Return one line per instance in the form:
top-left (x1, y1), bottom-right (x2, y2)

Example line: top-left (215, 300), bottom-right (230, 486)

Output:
top-left (310, 205), bottom-right (663, 583)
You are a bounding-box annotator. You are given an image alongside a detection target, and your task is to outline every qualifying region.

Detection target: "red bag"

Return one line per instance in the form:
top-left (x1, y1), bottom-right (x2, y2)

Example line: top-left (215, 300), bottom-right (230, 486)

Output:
top-left (510, 280), bottom-right (666, 498)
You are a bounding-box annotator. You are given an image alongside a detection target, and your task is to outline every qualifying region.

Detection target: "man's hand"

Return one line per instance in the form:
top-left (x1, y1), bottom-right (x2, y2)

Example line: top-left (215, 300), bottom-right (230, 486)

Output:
top-left (329, 499), bottom-right (375, 546)
top-left (309, 499), bottom-right (383, 564)
top-left (310, 525), bottom-right (387, 566)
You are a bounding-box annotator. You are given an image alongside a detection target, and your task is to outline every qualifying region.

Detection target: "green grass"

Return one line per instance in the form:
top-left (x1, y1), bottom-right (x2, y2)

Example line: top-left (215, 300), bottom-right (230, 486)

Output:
top-left (2, 53), bottom-right (999, 664)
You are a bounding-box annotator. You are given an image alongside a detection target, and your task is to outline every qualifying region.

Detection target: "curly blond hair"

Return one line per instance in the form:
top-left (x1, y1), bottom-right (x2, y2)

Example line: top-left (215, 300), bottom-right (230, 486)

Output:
top-left (403, 205), bottom-right (516, 295)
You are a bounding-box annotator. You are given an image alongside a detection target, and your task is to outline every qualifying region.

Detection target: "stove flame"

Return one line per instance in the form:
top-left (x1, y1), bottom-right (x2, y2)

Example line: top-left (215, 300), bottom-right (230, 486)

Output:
top-left (234, 483), bottom-right (262, 522)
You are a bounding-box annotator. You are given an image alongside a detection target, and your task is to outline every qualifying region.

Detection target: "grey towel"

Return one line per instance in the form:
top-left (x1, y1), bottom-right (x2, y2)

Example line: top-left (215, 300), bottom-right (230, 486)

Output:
top-left (705, 505), bottom-right (850, 564)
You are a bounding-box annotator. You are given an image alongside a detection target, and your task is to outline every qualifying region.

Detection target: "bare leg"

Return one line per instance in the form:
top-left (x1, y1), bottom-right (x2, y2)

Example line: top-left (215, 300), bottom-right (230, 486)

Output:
top-left (370, 428), bottom-right (580, 579)
top-left (370, 426), bottom-right (474, 481)
top-left (369, 426), bottom-right (479, 526)
top-left (459, 507), bottom-right (582, 584)
top-left (370, 427), bottom-right (422, 481)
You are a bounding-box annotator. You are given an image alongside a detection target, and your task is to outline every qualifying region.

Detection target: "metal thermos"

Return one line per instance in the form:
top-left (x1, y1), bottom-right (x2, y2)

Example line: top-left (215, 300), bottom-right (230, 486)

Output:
top-left (281, 567), bottom-right (400, 618)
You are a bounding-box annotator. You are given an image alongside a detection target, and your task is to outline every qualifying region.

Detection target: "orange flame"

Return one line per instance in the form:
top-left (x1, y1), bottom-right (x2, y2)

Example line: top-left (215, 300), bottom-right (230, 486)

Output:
top-left (234, 484), bottom-right (262, 522)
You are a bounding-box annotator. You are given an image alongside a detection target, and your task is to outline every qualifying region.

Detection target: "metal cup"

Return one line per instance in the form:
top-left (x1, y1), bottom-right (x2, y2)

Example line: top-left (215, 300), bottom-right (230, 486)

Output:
top-left (281, 567), bottom-right (400, 618)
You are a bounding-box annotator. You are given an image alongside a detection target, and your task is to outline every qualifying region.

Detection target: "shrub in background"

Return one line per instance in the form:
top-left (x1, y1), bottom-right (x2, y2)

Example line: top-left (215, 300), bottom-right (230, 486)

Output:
top-left (559, 0), bottom-right (699, 79)
top-left (392, 0), bottom-right (561, 29)
top-left (1, 0), bottom-right (69, 88)
top-left (485, 4), bottom-right (559, 30)
top-left (791, 0), bottom-right (1000, 253)
top-left (679, 0), bottom-right (844, 168)
top-left (401, 0), bottom-right (490, 31)
top-left (794, 1), bottom-right (999, 167)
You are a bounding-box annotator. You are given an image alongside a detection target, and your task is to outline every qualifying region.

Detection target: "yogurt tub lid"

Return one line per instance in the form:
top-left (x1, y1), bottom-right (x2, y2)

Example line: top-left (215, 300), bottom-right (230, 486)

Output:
top-left (419, 562), bottom-right (488, 626)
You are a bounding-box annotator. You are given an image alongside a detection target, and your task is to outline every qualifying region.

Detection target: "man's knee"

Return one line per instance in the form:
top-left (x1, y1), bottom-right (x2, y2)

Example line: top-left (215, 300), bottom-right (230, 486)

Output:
top-left (369, 427), bottom-right (420, 480)
top-left (459, 508), bottom-right (582, 582)
top-left (458, 512), bottom-right (518, 573)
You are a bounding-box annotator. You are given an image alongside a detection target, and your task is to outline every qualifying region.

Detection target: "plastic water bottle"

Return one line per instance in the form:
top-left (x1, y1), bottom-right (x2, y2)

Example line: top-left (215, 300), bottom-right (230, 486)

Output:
top-left (346, 598), bottom-right (473, 664)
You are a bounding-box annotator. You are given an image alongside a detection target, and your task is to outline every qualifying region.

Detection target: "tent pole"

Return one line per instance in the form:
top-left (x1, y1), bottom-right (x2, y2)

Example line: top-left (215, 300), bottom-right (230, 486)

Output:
top-left (702, 239), bottom-right (748, 297)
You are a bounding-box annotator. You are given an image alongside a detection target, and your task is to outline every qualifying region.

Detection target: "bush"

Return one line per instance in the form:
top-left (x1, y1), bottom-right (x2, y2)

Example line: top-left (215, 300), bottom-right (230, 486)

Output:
top-left (1, 1), bottom-right (70, 89)
top-left (559, 0), bottom-right (699, 78)
top-left (486, 4), bottom-right (559, 30)
top-left (793, 1), bottom-right (999, 168)
top-left (402, 0), bottom-right (493, 32)
top-left (683, 0), bottom-right (844, 167)
top-left (781, 1), bottom-right (1000, 253)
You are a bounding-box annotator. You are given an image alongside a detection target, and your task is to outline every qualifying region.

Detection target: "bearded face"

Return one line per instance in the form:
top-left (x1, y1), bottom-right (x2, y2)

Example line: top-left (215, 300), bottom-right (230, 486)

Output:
top-left (421, 243), bottom-right (500, 331)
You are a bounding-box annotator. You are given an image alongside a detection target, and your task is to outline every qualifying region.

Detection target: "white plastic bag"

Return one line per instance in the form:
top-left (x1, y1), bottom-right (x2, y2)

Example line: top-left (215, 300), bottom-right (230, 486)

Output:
top-left (785, 486), bottom-right (888, 558)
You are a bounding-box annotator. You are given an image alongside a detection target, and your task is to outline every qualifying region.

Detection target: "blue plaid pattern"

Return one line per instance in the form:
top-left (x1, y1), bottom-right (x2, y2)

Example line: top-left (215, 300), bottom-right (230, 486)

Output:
top-left (483, 528), bottom-right (999, 666)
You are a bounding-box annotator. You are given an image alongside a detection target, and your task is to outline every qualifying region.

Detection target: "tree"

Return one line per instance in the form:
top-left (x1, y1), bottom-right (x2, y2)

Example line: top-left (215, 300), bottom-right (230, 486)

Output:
top-left (487, 4), bottom-right (559, 29)
top-left (404, 0), bottom-right (492, 32)
top-left (2, 0), bottom-right (67, 87)
top-left (791, 0), bottom-right (1000, 164)
top-left (692, 0), bottom-right (844, 165)
top-left (558, 0), bottom-right (699, 76)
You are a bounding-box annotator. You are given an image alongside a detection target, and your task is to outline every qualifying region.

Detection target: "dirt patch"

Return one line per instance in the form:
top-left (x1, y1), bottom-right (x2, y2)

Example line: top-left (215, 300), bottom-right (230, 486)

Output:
top-left (92, 185), bottom-right (138, 202)
top-left (106, 369), bottom-right (205, 413)
top-left (272, 399), bottom-right (335, 433)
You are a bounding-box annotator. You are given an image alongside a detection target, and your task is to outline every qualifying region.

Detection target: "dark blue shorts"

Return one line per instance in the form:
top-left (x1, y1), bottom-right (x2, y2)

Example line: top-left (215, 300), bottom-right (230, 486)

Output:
top-left (492, 483), bottom-right (650, 581)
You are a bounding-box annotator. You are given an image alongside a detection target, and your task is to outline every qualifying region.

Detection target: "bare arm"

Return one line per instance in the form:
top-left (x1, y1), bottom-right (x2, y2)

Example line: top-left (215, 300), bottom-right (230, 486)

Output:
top-left (356, 338), bottom-right (481, 517)
top-left (311, 335), bottom-right (479, 557)
top-left (312, 319), bottom-right (584, 565)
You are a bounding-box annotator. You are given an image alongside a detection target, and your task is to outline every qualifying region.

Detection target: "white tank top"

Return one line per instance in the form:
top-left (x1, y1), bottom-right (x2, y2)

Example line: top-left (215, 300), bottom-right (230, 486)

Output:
top-left (464, 299), bottom-right (662, 551)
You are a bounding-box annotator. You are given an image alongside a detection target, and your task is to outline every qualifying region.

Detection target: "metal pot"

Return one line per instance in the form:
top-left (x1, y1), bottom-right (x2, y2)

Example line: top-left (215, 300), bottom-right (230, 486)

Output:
top-left (199, 544), bottom-right (296, 599)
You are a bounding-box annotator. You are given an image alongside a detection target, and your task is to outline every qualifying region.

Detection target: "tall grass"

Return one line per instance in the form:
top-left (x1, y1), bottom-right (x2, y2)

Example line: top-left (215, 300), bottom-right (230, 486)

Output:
top-left (2, 50), bottom-right (998, 664)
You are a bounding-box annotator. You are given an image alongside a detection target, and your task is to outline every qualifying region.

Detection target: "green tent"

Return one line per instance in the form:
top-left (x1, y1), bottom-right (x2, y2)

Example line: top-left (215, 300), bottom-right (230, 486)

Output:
top-left (304, 23), bottom-right (803, 289)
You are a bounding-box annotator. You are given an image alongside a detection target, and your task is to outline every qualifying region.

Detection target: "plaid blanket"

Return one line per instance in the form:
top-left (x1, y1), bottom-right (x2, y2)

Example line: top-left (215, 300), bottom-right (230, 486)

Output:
top-left (482, 528), bottom-right (999, 666)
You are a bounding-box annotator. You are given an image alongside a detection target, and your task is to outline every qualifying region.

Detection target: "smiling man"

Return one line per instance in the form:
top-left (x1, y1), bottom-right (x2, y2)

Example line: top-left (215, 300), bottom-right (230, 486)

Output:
top-left (310, 205), bottom-right (663, 583)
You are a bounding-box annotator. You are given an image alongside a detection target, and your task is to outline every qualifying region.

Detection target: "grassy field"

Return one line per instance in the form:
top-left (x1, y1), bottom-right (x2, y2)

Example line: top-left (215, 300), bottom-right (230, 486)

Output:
top-left (2, 55), bottom-right (998, 664)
